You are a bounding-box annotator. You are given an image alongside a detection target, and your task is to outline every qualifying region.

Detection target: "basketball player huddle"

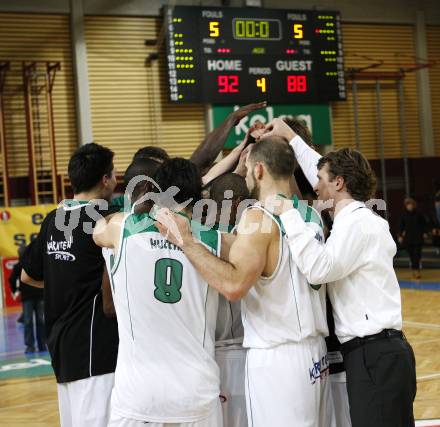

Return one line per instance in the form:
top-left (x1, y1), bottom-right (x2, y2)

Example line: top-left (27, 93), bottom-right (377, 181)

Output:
top-left (23, 103), bottom-right (414, 427)
top-left (93, 117), bottom-right (350, 427)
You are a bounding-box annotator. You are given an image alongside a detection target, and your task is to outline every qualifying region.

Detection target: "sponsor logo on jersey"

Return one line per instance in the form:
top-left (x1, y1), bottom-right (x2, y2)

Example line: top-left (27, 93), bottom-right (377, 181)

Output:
top-left (314, 231), bottom-right (323, 243)
top-left (46, 236), bottom-right (76, 261)
top-left (309, 354), bottom-right (329, 385)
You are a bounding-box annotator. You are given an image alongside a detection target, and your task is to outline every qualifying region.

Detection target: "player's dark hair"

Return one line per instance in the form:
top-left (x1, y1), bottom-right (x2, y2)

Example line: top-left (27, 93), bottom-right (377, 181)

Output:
top-left (133, 146), bottom-right (169, 163)
top-left (154, 158), bottom-right (202, 208)
top-left (210, 173), bottom-right (249, 205)
top-left (248, 137), bottom-right (296, 180)
top-left (124, 158), bottom-right (162, 201)
top-left (283, 117), bottom-right (313, 146)
top-left (317, 148), bottom-right (377, 201)
top-left (68, 143), bottom-right (114, 194)
top-left (124, 158), bottom-right (161, 187)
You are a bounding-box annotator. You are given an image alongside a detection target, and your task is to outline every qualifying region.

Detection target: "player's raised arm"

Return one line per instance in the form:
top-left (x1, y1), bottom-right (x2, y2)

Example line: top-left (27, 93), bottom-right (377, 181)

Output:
top-left (202, 136), bottom-right (248, 185)
top-left (190, 101), bottom-right (266, 171)
top-left (202, 122), bottom-right (265, 184)
top-left (156, 208), bottom-right (271, 301)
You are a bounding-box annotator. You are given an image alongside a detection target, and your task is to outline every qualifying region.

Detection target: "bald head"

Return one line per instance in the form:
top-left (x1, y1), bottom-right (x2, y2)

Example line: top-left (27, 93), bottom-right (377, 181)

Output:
top-left (248, 137), bottom-right (296, 180)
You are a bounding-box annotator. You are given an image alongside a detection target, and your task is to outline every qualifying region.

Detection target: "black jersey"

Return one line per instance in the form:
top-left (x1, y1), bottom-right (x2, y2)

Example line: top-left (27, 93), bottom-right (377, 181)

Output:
top-left (22, 200), bottom-right (119, 383)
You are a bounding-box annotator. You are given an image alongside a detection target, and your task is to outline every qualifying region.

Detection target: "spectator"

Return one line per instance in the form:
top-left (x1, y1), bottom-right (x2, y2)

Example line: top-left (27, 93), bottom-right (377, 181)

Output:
top-left (398, 197), bottom-right (428, 279)
top-left (431, 186), bottom-right (440, 255)
top-left (9, 246), bottom-right (45, 354)
top-left (435, 179), bottom-right (440, 226)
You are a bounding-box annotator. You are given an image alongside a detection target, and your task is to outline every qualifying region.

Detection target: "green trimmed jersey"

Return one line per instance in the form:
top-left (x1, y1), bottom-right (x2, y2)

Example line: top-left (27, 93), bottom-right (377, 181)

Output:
top-left (109, 213), bottom-right (221, 423)
top-left (110, 195), bottom-right (125, 209)
top-left (242, 199), bottom-right (328, 348)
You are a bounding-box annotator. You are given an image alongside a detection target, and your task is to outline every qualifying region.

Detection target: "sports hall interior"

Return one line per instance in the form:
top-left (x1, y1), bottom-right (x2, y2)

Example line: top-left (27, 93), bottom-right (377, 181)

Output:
top-left (0, 0), bottom-right (439, 426)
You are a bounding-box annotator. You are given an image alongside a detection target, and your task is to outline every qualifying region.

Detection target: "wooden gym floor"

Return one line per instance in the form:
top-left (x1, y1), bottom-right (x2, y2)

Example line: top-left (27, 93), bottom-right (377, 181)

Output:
top-left (0, 268), bottom-right (439, 426)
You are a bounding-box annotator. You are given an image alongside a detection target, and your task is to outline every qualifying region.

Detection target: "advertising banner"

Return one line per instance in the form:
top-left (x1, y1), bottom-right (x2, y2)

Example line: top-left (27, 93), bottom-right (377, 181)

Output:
top-left (212, 104), bottom-right (332, 149)
top-left (1, 257), bottom-right (20, 308)
top-left (0, 205), bottom-right (57, 258)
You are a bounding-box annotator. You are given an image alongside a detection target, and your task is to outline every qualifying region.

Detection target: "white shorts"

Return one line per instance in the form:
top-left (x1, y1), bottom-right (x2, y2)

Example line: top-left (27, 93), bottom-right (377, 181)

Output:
top-left (57, 373), bottom-right (114, 427)
top-left (108, 398), bottom-right (223, 427)
top-left (245, 337), bottom-right (332, 427)
top-left (330, 372), bottom-right (351, 427)
top-left (215, 346), bottom-right (248, 427)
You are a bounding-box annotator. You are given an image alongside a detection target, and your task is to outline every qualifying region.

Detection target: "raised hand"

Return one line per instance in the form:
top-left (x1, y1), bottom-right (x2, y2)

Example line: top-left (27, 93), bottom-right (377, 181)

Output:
top-left (155, 208), bottom-right (191, 248)
top-left (230, 101), bottom-right (267, 126)
top-left (258, 118), bottom-right (296, 142)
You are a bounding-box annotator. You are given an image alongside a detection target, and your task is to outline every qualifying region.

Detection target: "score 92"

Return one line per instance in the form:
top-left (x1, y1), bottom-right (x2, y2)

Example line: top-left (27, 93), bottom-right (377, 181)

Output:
top-left (218, 75), bottom-right (239, 93)
top-left (287, 75), bottom-right (307, 92)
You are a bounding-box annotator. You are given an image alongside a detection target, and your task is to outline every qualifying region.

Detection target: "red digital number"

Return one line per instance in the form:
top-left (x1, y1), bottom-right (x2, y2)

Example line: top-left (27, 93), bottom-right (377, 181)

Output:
top-left (287, 75), bottom-right (307, 92)
top-left (218, 75), bottom-right (239, 93)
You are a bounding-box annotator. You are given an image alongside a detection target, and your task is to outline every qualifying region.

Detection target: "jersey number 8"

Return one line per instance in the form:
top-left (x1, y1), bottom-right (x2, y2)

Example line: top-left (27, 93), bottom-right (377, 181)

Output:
top-left (154, 258), bottom-right (183, 303)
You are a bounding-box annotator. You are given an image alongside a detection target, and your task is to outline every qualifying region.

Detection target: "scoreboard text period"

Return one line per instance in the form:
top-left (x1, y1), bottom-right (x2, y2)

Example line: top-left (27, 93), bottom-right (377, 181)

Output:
top-left (165, 6), bottom-right (346, 104)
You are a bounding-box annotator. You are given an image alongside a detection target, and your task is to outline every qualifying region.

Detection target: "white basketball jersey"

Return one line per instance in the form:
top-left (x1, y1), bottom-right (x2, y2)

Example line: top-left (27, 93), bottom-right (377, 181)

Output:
top-left (215, 296), bottom-right (244, 348)
top-left (110, 213), bottom-right (221, 423)
top-left (242, 202), bottom-right (328, 349)
top-left (102, 246), bottom-right (113, 276)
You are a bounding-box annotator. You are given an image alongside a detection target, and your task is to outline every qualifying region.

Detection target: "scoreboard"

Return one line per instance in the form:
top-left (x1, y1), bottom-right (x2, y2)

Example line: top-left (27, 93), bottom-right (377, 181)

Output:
top-left (164, 6), bottom-right (346, 104)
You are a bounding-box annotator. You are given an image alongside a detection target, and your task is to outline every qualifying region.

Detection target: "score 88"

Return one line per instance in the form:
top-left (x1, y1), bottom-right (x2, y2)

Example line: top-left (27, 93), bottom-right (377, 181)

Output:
top-left (287, 75), bottom-right (307, 92)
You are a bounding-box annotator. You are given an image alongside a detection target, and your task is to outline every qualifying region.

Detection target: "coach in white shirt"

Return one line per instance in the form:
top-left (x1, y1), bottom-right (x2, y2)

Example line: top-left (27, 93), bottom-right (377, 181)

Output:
top-left (261, 119), bottom-right (416, 427)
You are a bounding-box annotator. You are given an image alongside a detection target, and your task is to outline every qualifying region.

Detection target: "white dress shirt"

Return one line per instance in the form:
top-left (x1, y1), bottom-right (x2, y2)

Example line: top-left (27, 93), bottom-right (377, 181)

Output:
top-left (289, 135), bottom-right (321, 189)
top-left (283, 136), bottom-right (403, 343)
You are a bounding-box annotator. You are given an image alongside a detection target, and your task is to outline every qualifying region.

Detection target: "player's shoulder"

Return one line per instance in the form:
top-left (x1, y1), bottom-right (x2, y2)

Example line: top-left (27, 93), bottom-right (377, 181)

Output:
top-left (239, 205), bottom-right (266, 228)
top-left (293, 197), bottom-right (323, 228)
top-left (44, 207), bottom-right (58, 224)
top-left (190, 220), bottom-right (221, 255)
top-left (237, 205), bottom-right (279, 237)
top-left (122, 212), bottom-right (158, 238)
top-left (109, 211), bottom-right (127, 225)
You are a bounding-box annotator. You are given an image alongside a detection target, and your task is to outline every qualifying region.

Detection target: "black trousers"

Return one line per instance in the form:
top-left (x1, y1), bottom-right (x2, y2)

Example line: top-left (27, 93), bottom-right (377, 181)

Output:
top-left (406, 244), bottom-right (422, 270)
top-left (344, 336), bottom-right (416, 427)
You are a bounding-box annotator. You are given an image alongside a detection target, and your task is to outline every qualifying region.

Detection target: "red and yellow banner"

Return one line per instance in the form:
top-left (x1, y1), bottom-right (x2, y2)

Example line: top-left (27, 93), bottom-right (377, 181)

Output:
top-left (0, 205), bottom-right (57, 257)
top-left (1, 257), bottom-right (20, 308)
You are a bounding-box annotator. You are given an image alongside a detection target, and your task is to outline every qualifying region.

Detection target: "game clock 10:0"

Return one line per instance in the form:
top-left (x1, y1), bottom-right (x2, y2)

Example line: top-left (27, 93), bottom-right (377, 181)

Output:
top-left (165, 6), bottom-right (346, 104)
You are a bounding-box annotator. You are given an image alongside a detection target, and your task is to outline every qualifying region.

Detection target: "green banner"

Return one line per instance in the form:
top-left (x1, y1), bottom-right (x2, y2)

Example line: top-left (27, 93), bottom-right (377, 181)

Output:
top-left (212, 104), bottom-right (332, 149)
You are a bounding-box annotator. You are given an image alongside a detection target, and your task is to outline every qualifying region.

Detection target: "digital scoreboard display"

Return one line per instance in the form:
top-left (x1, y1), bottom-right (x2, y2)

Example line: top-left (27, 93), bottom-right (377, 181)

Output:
top-left (164, 6), bottom-right (346, 104)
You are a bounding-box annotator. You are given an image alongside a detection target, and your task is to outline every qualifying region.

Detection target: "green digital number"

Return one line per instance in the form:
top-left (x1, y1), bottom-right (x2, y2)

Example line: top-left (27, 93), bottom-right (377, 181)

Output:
top-left (235, 20), bottom-right (245, 38)
top-left (260, 21), bottom-right (269, 38)
top-left (154, 258), bottom-right (183, 303)
top-left (246, 20), bottom-right (255, 37)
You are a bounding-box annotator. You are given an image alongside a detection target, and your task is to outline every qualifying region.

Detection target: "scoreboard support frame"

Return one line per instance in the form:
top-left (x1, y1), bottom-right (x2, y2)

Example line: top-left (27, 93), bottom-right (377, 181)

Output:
top-left (346, 57), bottom-right (433, 202)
